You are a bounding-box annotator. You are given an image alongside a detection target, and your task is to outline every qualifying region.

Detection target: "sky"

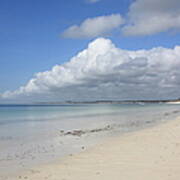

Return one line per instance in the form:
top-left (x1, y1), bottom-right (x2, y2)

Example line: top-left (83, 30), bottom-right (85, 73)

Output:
top-left (0, 0), bottom-right (180, 102)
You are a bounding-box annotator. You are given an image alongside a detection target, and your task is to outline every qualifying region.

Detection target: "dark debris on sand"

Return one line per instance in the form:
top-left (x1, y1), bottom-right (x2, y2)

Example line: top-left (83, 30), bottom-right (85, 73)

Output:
top-left (60, 125), bottom-right (112, 137)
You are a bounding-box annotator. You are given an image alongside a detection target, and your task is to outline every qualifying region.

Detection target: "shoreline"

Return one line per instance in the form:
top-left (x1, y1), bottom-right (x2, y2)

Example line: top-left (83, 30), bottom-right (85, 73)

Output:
top-left (5, 115), bottom-right (180, 180)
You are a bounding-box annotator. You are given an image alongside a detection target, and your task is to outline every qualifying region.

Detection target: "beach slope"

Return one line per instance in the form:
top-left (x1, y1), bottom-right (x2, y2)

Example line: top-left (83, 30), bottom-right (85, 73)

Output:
top-left (10, 117), bottom-right (180, 180)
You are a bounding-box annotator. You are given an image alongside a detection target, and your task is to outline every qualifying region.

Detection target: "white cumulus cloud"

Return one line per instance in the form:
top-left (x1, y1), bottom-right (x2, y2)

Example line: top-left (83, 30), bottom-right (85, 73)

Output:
top-left (64, 0), bottom-right (180, 38)
top-left (62, 14), bottom-right (124, 39)
top-left (1, 38), bottom-right (180, 102)
top-left (122, 0), bottom-right (180, 36)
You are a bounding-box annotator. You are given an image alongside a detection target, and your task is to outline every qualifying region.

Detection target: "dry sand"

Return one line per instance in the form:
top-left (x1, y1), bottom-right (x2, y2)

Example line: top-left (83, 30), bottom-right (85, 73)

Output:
top-left (5, 117), bottom-right (180, 180)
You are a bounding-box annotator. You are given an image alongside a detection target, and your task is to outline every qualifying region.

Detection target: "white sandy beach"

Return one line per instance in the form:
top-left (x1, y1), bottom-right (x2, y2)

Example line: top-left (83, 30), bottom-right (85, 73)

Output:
top-left (166, 102), bottom-right (180, 105)
top-left (4, 116), bottom-right (180, 180)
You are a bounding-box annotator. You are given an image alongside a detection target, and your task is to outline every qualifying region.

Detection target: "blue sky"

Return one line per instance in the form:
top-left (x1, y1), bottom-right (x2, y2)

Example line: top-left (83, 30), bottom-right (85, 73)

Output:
top-left (0, 0), bottom-right (131, 92)
top-left (0, 0), bottom-right (180, 102)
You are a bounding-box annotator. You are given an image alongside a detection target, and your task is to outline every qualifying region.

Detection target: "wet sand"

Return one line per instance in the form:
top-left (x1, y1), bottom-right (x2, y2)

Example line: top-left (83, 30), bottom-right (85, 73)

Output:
top-left (4, 116), bottom-right (180, 180)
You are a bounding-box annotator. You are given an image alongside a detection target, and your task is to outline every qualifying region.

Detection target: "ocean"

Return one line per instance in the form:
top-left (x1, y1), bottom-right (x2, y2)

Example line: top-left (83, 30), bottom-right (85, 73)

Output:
top-left (0, 103), bottom-right (180, 175)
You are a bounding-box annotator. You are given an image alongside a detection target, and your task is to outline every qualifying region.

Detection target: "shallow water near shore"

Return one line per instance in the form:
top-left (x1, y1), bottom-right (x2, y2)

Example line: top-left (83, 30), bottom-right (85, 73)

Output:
top-left (0, 103), bottom-right (180, 176)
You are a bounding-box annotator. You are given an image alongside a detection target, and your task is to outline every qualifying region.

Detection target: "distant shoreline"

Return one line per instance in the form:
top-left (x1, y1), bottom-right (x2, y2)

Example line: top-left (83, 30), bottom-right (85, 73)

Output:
top-left (1, 99), bottom-right (180, 106)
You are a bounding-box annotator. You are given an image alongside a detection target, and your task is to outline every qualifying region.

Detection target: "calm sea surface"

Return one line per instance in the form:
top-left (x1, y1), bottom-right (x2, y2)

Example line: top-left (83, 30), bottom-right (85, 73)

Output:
top-left (0, 103), bottom-right (180, 175)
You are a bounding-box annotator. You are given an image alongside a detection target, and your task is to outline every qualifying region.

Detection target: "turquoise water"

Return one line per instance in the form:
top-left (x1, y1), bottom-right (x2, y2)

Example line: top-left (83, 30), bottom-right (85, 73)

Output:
top-left (0, 103), bottom-right (179, 124)
top-left (0, 103), bottom-right (180, 145)
top-left (0, 103), bottom-right (180, 175)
